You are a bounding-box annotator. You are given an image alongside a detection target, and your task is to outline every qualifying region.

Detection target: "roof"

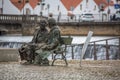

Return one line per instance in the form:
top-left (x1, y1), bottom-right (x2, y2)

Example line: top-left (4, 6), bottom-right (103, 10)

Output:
top-left (94, 0), bottom-right (114, 9)
top-left (61, 0), bottom-right (83, 11)
top-left (10, 0), bottom-right (40, 11)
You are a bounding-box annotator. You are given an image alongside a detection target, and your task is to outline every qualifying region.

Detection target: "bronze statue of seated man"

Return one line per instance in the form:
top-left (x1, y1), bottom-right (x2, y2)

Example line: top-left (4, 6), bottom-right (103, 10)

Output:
top-left (19, 19), bottom-right (49, 65)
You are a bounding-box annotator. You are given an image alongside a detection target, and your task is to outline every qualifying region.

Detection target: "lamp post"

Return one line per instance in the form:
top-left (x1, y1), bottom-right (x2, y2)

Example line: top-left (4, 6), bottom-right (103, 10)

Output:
top-left (2, 0), bottom-right (3, 14)
top-left (107, 0), bottom-right (111, 21)
top-left (18, 0), bottom-right (29, 35)
top-left (47, 4), bottom-right (50, 16)
top-left (38, 0), bottom-right (45, 16)
top-left (18, 0), bottom-right (29, 15)
top-left (99, 3), bottom-right (104, 22)
top-left (0, 0), bottom-right (3, 14)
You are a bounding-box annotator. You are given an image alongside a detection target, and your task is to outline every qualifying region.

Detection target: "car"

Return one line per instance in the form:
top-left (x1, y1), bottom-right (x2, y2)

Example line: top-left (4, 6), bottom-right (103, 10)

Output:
top-left (115, 15), bottom-right (120, 20)
top-left (80, 13), bottom-right (94, 22)
top-left (111, 11), bottom-right (120, 21)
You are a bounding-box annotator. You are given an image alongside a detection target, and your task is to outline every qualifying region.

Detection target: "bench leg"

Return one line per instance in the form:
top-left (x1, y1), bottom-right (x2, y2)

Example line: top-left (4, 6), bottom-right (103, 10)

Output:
top-left (62, 53), bottom-right (68, 66)
top-left (51, 54), bottom-right (57, 66)
top-left (51, 53), bottom-right (68, 66)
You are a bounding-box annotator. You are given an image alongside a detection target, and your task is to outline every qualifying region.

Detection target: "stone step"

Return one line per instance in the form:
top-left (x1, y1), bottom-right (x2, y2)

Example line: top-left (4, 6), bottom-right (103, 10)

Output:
top-left (0, 49), bottom-right (19, 62)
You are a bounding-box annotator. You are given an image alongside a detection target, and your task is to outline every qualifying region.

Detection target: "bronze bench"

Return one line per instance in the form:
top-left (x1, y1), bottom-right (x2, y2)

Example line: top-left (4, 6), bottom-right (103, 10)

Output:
top-left (51, 36), bottom-right (73, 66)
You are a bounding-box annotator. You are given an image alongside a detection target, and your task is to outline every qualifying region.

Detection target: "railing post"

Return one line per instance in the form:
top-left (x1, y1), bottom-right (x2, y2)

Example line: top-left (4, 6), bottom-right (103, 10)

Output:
top-left (34, 15), bottom-right (38, 24)
top-left (52, 53), bottom-right (54, 60)
top-left (106, 40), bottom-right (109, 60)
top-left (118, 37), bottom-right (120, 59)
top-left (64, 45), bottom-right (67, 57)
top-left (71, 45), bottom-right (74, 59)
top-left (94, 42), bottom-right (97, 60)
top-left (21, 23), bottom-right (24, 35)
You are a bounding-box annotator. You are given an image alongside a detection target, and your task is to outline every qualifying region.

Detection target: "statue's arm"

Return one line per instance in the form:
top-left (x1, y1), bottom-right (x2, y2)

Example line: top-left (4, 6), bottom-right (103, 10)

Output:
top-left (46, 30), bottom-right (60, 50)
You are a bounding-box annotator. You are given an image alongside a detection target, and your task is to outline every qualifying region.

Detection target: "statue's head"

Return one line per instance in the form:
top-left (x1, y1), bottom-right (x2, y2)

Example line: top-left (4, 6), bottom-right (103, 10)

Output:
top-left (39, 19), bottom-right (47, 28)
top-left (48, 18), bottom-right (56, 28)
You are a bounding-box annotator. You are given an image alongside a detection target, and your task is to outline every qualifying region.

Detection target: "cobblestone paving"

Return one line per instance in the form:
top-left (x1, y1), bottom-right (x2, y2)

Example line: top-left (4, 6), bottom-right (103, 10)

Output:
top-left (0, 60), bottom-right (120, 80)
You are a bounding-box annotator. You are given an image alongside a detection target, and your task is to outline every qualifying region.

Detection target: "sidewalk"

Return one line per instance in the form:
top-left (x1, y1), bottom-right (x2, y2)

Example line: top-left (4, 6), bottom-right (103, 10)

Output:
top-left (0, 60), bottom-right (120, 80)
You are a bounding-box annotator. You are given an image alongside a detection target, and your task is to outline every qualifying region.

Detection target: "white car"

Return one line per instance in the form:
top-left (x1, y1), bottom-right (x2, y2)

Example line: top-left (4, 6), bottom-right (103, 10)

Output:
top-left (115, 11), bottom-right (120, 20)
top-left (111, 11), bottom-right (120, 21)
top-left (80, 14), bottom-right (94, 22)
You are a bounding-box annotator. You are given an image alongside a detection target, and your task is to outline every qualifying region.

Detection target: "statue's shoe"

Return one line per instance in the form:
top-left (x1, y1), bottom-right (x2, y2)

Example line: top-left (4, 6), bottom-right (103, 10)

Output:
top-left (21, 61), bottom-right (32, 65)
top-left (43, 64), bottom-right (49, 66)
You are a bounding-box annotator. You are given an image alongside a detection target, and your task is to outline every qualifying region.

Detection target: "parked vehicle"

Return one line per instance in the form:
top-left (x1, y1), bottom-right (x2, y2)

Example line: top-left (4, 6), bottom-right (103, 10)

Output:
top-left (110, 11), bottom-right (120, 21)
top-left (80, 13), bottom-right (94, 22)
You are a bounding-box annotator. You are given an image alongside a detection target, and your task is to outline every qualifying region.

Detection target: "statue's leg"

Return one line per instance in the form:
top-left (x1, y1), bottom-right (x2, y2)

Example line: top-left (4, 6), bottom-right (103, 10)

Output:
top-left (34, 54), bottom-right (42, 65)
top-left (18, 48), bottom-right (27, 61)
top-left (35, 50), bottom-right (50, 66)
top-left (42, 58), bottom-right (49, 66)
top-left (23, 45), bottom-right (35, 64)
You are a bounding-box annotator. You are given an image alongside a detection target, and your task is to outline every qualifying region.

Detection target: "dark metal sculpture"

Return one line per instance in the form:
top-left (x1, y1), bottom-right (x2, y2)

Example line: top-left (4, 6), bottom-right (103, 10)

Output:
top-left (19, 19), bottom-right (48, 65)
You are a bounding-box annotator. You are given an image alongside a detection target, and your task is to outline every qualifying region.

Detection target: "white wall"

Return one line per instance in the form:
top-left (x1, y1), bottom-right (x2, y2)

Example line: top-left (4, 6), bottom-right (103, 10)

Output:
top-left (0, 0), bottom-right (118, 17)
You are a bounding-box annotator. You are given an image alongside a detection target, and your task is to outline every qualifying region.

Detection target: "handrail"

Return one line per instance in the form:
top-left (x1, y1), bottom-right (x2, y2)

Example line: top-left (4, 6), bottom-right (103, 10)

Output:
top-left (89, 37), bottom-right (120, 44)
top-left (70, 37), bottom-right (120, 60)
top-left (86, 37), bottom-right (120, 60)
top-left (72, 37), bottom-right (120, 45)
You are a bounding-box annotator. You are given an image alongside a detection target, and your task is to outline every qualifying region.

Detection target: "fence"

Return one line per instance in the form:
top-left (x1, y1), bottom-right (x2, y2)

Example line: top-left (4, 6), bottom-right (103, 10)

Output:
top-left (53, 13), bottom-right (113, 22)
top-left (68, 37), bottom-right (120, 60)
top-left (0, 14), bottom-right (38, 24)
top-left (0, 14), bottom-right (119, 24)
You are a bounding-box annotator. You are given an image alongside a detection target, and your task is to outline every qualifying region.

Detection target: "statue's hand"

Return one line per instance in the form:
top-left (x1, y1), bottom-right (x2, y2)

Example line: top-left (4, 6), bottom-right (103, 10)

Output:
top-left (46, 45), bottom-right (52, 50)
top-left (41, 45), bottom-right (48, 50)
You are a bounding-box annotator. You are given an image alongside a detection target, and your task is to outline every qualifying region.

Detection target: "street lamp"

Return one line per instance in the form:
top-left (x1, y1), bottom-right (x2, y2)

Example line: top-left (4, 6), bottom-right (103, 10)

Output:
top-left (0, 0), bottom-right (3, 14)
top-left (18, 0), bottom-right (29, 15)
top-left (37, 0), bottom-right (45, 16)
top-left (18, 0), bottom-right (29, 35)
top-left (99, 3), bottom-right (105, 22)
top-left (107, 0), bottom-right (111, 21)
top-left (47, 4), bottom-right (50, 16)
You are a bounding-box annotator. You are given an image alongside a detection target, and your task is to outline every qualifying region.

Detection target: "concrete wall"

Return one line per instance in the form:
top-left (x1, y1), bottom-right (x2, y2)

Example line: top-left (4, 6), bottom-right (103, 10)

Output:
top-left (60, 25), bottom-right (120, 36)
top-left (1, 22), bottom-right (120, 36)
top-left (0, 49), bottom-right (19, 62)
top-left (22, 23), bottom-right (120, 36)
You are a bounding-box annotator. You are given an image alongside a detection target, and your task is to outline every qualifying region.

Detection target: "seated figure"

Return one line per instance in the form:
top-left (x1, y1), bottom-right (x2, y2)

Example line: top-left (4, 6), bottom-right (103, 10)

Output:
top-left (34, 18), bottom-right (62, 65)
top-left (18, 19), bottom-right (48, 64)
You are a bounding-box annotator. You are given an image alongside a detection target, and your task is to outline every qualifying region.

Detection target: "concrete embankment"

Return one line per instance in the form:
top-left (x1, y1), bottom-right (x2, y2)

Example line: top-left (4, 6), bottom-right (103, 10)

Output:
top-left (1, 22), bottom-right (120, 36)
top-left (0, 49), bottom-right (19, 62)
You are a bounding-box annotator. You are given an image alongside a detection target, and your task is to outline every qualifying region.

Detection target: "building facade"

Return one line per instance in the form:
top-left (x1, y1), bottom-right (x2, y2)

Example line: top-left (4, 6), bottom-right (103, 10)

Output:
top-left (0, 0), bottom-right (119, 21)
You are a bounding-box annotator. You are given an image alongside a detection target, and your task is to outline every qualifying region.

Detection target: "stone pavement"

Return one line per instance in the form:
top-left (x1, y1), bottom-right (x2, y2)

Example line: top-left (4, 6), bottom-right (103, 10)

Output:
top-left (0, 60), bottom-right (120, 80)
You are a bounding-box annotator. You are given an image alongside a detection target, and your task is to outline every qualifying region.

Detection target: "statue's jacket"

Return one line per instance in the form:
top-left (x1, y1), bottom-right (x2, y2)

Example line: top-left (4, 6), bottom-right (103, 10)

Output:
top-left (36, 26), bottom-right (61, 59)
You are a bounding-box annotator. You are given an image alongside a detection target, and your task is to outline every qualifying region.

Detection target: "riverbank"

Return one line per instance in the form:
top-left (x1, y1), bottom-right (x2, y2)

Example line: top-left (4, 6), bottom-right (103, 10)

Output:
top-left (0, 60), bottom-right (120, 80)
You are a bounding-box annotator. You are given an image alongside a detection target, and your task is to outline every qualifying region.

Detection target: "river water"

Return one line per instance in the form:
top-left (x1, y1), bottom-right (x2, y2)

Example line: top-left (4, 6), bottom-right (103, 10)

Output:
top-left (0, 35), bottom-right (118, 43)
top-left (0, 36), bottom-right (119, 60)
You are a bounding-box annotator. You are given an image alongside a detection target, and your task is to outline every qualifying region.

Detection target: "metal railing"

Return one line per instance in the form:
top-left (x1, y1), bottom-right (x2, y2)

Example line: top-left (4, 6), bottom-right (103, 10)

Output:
top-left (87, 37), bottom-right (120, 60)
top-left (69, 37), bottom-right (120, 60)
